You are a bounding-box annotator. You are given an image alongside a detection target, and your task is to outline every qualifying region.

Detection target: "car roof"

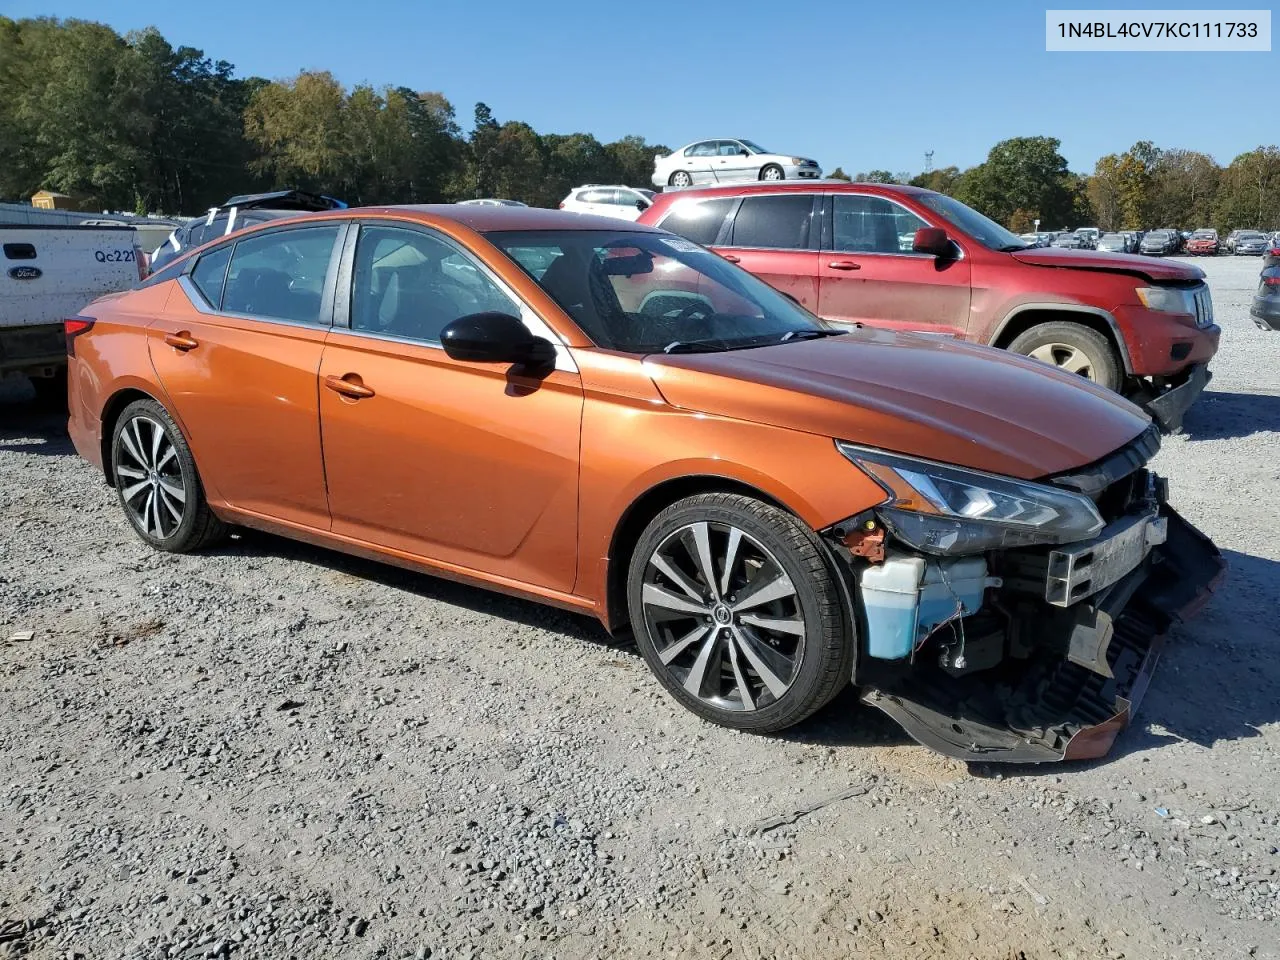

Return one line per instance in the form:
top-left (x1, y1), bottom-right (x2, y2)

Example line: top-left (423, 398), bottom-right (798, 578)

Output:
top-left (302, 203), bottom-right (665, 234)
top-left (652, 180), bottom-right (931, 203)
top-left (220, 189), bottom-right (346, 211)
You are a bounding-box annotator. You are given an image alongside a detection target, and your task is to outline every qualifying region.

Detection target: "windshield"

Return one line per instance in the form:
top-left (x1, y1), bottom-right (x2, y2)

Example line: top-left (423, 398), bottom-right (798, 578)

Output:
top-left (914, 192), bottom-right (1029, 251)
top-left (739, 139), bottom-right (769, 154)
top-left (489, 229), bottom-right (830, 354)
top-left (1240, 232), bottom-right (1265, 240)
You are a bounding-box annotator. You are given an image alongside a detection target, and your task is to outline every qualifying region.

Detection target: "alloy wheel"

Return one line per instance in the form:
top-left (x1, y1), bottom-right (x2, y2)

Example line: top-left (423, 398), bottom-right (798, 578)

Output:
top-left (672, 171), bottom-right (692, 187)
top-left (640, 521), bottom-right (805, 712)
top-left (762, 166), bottom-right (783, 181)
top-left (1028, 342), bottom-right (1095, 379)
top-left (114, 415), bottom-right (188, 540)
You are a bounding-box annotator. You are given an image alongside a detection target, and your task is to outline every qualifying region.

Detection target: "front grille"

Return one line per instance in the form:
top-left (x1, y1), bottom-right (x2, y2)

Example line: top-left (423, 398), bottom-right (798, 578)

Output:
top-left (1048, 424), bottom-right (1160, 502)
top-left (1193, 285), bottom-right (1214, 327)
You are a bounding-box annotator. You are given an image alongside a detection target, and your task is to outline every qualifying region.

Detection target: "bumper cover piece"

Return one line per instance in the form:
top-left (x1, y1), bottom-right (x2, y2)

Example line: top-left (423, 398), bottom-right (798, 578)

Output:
top-left (1146, 363), bottom-right (1211, 432)
top-left (861, 507), bottom-right (1224, 763)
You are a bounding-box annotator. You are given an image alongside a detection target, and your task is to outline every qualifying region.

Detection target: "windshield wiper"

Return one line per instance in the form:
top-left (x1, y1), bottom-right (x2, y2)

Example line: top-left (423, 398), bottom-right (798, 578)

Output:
top-left (996, 243), bottom-right (1031, 252)
top-left (779, 329), bottom-right (841, 343)
top-left (662, 340), bottom-right (730, 354)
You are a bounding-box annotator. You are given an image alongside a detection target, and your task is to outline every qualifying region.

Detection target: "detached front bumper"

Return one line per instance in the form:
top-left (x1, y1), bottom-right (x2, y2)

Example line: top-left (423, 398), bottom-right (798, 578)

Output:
top-left (1146, 362), bottom-right (1212, 431)
top-left (856, 505), bottom-right (1224, 763)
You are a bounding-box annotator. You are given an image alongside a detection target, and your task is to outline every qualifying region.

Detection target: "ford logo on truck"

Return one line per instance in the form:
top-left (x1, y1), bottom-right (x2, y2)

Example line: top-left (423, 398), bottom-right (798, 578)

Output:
top-left (8, 266), bottom-right (42, 280)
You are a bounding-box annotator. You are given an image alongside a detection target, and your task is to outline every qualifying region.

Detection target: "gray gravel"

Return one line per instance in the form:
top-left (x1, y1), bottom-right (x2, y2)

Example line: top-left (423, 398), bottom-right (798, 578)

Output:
top-left (2, 255), bottom-right (1277, 960)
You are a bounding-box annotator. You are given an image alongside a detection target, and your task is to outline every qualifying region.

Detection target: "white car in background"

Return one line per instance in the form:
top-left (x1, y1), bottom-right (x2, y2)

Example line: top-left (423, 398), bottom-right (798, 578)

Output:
top-left (652, 139), bottom-right (822, 188)
top-left (559, 185), bottom-right (655, 221)
top-left (457, 198), bottom-right (528, 207)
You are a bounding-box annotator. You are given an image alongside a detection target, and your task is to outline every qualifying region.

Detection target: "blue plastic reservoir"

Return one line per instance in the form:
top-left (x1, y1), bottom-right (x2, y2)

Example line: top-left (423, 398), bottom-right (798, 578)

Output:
top-left (858, 555), bottom-right (992, 659)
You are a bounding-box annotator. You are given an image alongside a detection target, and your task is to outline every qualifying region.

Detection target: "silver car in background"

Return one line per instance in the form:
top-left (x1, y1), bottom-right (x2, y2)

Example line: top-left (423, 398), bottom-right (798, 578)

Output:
top-left (653, 139), bottom-right (822, 188)
top-left (1234, 231), bottom-right (1270, 255)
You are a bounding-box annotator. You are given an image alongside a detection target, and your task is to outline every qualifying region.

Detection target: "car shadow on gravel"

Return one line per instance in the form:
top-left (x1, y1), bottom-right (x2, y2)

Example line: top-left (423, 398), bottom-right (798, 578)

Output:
top-left (0, 400), bottom-right (73, 456)
top-left (211, 528), bottom-right (621, 648)
top-left (1180, 389), bottom-right (1280, 440)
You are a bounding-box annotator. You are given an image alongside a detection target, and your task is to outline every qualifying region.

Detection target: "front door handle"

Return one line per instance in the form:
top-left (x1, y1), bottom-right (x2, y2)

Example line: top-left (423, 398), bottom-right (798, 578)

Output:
top-left (324, 374), bottom-right (375, 400)
top-left (164, 331), bottom-right (199, 351)
top-left (826, 260), bottom-right (861, 271)
top-left (720, 253), bottom-right (741, 263)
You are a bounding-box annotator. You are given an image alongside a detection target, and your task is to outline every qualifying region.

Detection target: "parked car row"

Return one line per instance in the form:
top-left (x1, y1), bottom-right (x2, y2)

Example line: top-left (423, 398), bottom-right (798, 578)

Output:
top-left (61, 200), bottom-right (1223, 762)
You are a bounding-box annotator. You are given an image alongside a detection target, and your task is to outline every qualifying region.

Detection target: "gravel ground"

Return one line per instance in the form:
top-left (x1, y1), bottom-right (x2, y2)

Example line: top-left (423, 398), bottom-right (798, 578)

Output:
top-left (2, 255), bottom-right (1277, 960)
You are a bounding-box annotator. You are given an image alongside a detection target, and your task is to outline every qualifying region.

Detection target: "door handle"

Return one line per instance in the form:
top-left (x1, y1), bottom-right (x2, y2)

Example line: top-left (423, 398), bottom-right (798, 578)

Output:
top-left (164, 331), bottom-right (199, 351)
top-left (324, 374), bottom-right (375, 400)
top-left (720, 253), bottom-right (741, 263)
top-left (826, 260), bottom-right (861, 271)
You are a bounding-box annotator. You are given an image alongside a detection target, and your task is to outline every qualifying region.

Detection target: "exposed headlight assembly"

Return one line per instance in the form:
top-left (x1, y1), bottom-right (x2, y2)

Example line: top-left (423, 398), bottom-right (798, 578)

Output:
top-left (837, 443), bottom-right (1104, 556)
top-left (1136, 286), bottom-right (1196, 315)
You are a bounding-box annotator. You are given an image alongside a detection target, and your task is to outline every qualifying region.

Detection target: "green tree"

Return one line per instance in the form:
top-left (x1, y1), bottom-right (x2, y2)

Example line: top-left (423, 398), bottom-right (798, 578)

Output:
top-left (953, 136), bottom-right (1073, 227)
top-left (827, 166), bottom-right (852, 181)
top-left (908, 166), bottom-right (961, 194)
top-left (1215, 146), bottom-right (1280, 230)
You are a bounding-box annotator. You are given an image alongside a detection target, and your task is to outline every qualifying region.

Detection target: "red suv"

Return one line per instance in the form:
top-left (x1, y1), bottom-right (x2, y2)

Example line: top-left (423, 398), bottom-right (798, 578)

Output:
top-left (639, 182), bottom-right (1219, 430)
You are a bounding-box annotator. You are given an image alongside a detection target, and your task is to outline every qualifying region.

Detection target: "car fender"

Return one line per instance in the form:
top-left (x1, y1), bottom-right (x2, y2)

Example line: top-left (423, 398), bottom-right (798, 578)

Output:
top-left (990, 301), bottom-right (1135, 374)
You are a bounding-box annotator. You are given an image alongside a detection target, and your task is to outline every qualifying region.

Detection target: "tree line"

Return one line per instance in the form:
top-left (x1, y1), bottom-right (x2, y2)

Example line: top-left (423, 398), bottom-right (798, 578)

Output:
top-left (2, 17), bottom-right (1277, 234)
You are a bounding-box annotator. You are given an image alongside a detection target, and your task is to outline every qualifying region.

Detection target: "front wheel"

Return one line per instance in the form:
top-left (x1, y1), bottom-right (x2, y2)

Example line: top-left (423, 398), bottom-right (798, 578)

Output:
top-left (110, 398), bottom-right (227, 552)
top-left (759, 164), bottom-right (785, 181)
top-left (626, 493), bottom-right (851, 733)
top-left (1008, 321), bottom-right (1122, 392)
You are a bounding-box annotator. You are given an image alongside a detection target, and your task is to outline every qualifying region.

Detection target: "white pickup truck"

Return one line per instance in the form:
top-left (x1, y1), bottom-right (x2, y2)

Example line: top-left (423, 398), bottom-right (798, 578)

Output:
top-left (1, 224), bottom-right (142, 403)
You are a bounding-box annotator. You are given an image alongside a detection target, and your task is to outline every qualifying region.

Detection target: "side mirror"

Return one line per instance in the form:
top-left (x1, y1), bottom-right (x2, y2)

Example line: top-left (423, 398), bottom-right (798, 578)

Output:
top-left (635, 198), bottom-right (649, 211)
top-left (441, 312), bottom-right (554, 367)
top-left (912, 227), bottom-right (951, 257)
top-left (738, 149), bottom-right (750, 156)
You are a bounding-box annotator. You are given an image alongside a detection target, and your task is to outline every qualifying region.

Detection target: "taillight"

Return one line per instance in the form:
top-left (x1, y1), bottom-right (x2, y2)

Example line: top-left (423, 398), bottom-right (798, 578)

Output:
top-left (1263, 276), bottom-right (1280, 287)
top-left (64, 316), bottom-right (94, 356)
top-left (558, 202), bottom-right (565, 209)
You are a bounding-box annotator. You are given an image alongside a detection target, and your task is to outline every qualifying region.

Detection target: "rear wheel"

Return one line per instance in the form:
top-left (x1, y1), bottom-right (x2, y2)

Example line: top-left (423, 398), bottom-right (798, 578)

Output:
top-left (110, 398), bottom-right (227, 552)
top-left (626, 493), bottom-right (851, 733)
top-left (669, 170), bottom-right (692, 188)
top-left (1008, 321), bottom-right (1122, 392)
top-left (760, 164), bottom-right (785, 181)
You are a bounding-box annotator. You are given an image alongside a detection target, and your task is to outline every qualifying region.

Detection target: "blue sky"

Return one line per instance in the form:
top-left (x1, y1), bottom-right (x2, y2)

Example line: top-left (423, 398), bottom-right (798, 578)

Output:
top-left (9, 0), bottom-right (1275, 176)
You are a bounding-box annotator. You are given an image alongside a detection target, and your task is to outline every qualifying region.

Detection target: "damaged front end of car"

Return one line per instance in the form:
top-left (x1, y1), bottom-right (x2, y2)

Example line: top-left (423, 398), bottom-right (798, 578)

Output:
top-left (828, 425), bottom-right (1225, 763)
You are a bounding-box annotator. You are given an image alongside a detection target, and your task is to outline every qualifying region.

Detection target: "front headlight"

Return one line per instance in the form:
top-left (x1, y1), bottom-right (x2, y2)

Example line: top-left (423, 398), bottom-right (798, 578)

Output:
top-left (837, 443), bottom-right (1104, 556)
top-left (790, 157), bottom-right (807, 164)
top-left (1136, 286), bottom-right (1196, 315)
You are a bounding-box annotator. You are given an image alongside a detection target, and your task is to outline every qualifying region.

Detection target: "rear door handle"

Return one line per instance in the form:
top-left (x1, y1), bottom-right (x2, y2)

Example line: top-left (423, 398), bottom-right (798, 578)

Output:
top-left (324, 374), bottom-right (375, 400)
top-left (164, 331), bottom-right (199, 351)
top-left (719, 253), bottom-right (741, 263)
top-left (826, 260), bottom-right (861, 271)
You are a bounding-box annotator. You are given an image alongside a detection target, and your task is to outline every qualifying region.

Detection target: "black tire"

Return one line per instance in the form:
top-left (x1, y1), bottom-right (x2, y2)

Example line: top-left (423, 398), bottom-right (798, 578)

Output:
top-left (1007, 321), bottom-right (1122, 392)
top-left (668, 170), bottom-right (692, 188)
top-left (109, 398), bottom-right (227, 553)
top-left (759, 163), bottom-right (785, 182)
top-left (626, 493), bottom-right (852, 733)
top-left (29, 369), bottom-right (68, 409)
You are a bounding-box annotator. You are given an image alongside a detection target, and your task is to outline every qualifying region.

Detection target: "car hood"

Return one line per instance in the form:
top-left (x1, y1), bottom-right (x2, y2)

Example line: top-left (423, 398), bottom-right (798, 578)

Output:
top-left (645, 329), bottom-right (1151, 480)
top-left (1010, 246), bottom-right (1203, 281)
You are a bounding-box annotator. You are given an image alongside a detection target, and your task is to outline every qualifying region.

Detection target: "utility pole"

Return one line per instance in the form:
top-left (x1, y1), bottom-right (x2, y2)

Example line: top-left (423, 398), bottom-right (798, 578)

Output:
top-left (924, 151), bottom-right (934, 175)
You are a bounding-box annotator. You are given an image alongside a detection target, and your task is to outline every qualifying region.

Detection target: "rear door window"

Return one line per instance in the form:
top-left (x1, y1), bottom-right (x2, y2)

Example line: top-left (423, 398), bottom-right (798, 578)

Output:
top-left (221, 225), bottom-right (341, 324)
top-left (727, 195), bottom-right (816, 250)
top-left (657, 198), bottom-right (735, 246)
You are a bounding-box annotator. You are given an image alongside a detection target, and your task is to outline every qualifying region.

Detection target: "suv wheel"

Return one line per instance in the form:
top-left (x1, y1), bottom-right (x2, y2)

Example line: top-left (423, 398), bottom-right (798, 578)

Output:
top-left (669, 171), bottom-right (692, 188)
top-left (760, 164), bottom-right (784, 181)
top-left (626, 493), bottom-right (851, 733)
top-left (1008, 321), bottom-right (1122, 392)
top-left (110, 398), bottom-right (227, 552)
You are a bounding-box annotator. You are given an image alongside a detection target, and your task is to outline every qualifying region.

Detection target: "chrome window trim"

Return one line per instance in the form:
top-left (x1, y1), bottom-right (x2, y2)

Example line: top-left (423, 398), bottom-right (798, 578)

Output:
top-left (344, 220), bottom-right (578, 374)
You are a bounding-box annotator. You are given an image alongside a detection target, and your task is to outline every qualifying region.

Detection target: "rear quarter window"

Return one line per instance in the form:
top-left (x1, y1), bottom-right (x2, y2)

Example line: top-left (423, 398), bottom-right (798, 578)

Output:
top-left (657, 198), bottom-right (734, 246)
top-left (190, 244), bottom-right (233, 308)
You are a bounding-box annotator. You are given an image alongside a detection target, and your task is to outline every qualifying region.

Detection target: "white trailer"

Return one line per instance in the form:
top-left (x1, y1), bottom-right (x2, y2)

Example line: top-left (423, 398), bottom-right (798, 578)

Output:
top-left (1, 224), bottom-right (142, 403)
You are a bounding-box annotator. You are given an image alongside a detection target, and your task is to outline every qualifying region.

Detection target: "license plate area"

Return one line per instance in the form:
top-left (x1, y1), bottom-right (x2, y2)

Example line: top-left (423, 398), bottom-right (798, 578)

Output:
top-left (1045, 511), bottom-right (1167, 607)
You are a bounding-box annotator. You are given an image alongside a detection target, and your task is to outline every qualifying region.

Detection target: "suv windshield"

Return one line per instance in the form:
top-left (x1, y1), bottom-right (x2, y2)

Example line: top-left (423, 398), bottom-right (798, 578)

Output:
top-left (914, 192), bottom-right (1029, 251)
top-left (489, 229), bottom-right (830, 354)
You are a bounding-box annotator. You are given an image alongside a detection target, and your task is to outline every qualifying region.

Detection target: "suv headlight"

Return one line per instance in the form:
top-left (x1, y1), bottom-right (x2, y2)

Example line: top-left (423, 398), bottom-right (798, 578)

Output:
top-left (1136, 286), bottom-right (1196, 315)
top-left (837, 443), bottom-right (1104, 556)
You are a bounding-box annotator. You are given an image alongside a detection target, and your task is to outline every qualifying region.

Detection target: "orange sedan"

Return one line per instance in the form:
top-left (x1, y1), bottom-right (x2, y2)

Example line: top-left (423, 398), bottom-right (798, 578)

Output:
top-left (64, 206), bottom-right (1222, 761)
